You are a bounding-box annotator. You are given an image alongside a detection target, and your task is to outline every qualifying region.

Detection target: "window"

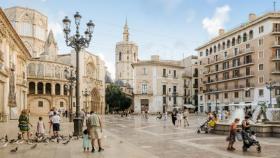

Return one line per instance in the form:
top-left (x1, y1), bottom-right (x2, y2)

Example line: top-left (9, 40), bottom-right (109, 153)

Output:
top-left (259, 26), bottom-right (264, 33)
top-left (163, 69), bottom-right (167, 77)
top-left (223, 72), bottom-right (229, 80)
top-left (19, 22), bottom-right (32, 36)
top-left (200, 96), bottom-right (203, 101)
top-left (259, 51), bottom-right (264, 58)
top-left (244, 55), bottom-right (252, 64)
top-left (237, 35), bottom-right (241, 44)
top-left (233, 69), bottom-right (240, 78)
top-left (276, 49), bottom-right (280, 59)
top-left (259, 76), bottom-right (264, 83)
top-left (249, 30), bottom-right (254, 39)
top-left (163, 97), bottom-right (166, 104)
top-left (119, 52), bottom-right (122, 61)
top-left (234, 92), bottom-right (239, 98)
top-left (224, 83), bottom-right (228, 90)
top-left (127, 55), bottom-right (129, 60)
top-left (224, 52), bottom-right (228, 58)
top-left (206, 49), bottom-right (209, 56)
top-left (243, 33), bottom-right (247, 42)
top-left (246, 67), bottom-right (251, 76)
top-left (234, 48), bottom-right (238, 56)
top-left (141, 82), bottom-right (148, 94)
top-left (215, 64), bottom-right (219, 71)
top-left (214, 55), bottom-right (218, 61)
top-left (258, 38), bottom-right (263, 46)
top-left (173, 70), bottom-right (177, 78)
top-left (259, 89), bottom-right (264, 97)
top-left (273, 23), bottom-right (280, 32)
top-left (173, 86), bottom-right (177, 93)
top-left (227, 40), bottom-right (230, 48)
top-left (60, 102), bottom-right (64, 107)
top-left (200, 52), bottom-right (203, 56)
top-left (259, 64), bottom-right (264, 70)
top-left (245, 90), bottom-right (251, 97)
top-left (223, 61), bottom-right (229, 69)
top-left (275, 88), bottom-right (280, 95)
top-left (232, 58), bottom-right (240, 67)
top-left (143, 68), bottom-right (147, 75)
top-left (208, 95), bottom-right (211, 100)
top-left (232, 38), bottom-right (236, 46)
top-left (38, 101), bottom-right (43, 107)
top-left (162, 85), bottom-right (166, 95)
top-left (173, 96), bottom-right (177, 105)
top-left (224, 93), bottom-right (228, 99)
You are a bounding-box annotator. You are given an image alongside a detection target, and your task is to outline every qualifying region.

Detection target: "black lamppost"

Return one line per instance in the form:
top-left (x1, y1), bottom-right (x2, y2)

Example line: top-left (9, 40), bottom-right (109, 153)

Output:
top-left (62, 12), bottom-right (95, 136)
top-left (64, 65), bottom-right (75, 122)
top-left (82, 88), bottom-right (91, 114)
top-left (266, 80), bottom-right (276, 108)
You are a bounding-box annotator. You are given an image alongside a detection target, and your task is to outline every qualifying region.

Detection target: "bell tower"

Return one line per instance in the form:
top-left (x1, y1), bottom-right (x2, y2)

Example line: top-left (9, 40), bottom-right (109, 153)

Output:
top-left (115, 19), bottom-right (138, 87)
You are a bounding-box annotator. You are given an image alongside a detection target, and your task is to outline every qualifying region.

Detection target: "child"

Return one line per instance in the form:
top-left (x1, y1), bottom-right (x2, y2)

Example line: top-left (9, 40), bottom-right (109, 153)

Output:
top-left (36, 117), bottom-right (45, 137)
top-left (250, 131), bottom-right (257, 141)
top-left (83, 129), bottom-right (90, 152)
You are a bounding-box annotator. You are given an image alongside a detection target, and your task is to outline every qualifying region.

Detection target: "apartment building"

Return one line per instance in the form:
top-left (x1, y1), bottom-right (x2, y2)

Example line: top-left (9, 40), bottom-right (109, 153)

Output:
top-left (132, 55), bottom-right (184, 113)
top-left (181, 55), bottom-right (199, 109)
top-left (196, 13), bottom-right (280, 112)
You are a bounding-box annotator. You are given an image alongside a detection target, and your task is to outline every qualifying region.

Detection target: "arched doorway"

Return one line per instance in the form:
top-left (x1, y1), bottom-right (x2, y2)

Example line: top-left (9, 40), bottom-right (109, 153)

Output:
top-left (91, 88), bottom-right (101, 114)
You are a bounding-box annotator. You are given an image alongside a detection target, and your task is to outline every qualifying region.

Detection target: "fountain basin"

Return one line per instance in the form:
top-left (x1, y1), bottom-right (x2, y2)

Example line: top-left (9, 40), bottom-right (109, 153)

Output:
top-left (213, 123), bottom-right (280, 137)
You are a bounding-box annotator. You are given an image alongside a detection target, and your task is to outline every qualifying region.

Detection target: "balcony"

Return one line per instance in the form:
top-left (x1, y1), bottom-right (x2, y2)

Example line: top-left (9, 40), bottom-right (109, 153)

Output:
top-left (205, 49), bottom-right (254, 67)
top-left (205, 72), bottom-right (254, 85)
top-left (272, 41), bottom-right (280, 48)
top-left (272, 55), bottom-right (280, 61)
top-left (272, 29), bottom-right (280, 35)
top-left (272, 68), bottom-right (280, 74)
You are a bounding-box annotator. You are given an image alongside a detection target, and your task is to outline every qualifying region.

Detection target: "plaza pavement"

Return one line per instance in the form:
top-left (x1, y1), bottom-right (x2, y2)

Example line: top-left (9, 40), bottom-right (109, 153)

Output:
top-left (0, 114), bottom-right (280, 158)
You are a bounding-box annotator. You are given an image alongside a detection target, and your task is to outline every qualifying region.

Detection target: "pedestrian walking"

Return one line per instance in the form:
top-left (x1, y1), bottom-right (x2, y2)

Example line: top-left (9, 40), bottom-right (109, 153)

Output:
top-left (171, 111), bottom-right (177, 127)
top-left (51, 112), bottom-right (61, 137)
top-left (83, 129), bottom-right (90, 152)
top-left (183, 109), bottom-right (190, 127)
top-left (18, 109), bottom-right (32, 141)
top-left (48, 108), bottom-right (54, 134)
top-left (227, 118), bottom-right (240, 151)
top-left (176, 111), bottom-right (182, 127)
top-left (36, 116), bottom-right (45, 137)
top-left (86, 111), bottom-right (104, 152)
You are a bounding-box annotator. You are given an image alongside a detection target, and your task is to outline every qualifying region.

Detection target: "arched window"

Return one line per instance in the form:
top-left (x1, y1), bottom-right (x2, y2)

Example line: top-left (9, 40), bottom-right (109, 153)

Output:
top-left (55, 84), bottom-right (61, 95)
top-left (213, 46), bottom-right (217, 53)
top-left (206, 49), bottom-right (209, 56)
top-left (46, 83), bottom-right (51, 95)
top-left (237, 35), bottom-right (241, 44)
top-left (227, 40), bottom-right (230, 48)
top-left (127, 55), bottom-right (129, 60)
top-left (29, 82), bottom-right (35, 94)
top-left (119, 52), bottom-right (122, 61)
top-left (38, 82), bottom-right (43, 94)
top-left (209, 47), bottom-right (212, 54)
top-left (222, 42), bottom-right (225, 50)
top-left (249, 30), bottom-right (253, 40)
top-left (243, 33), bottom-right (247, 42)
top-left (232, 37), bottom-right (236, 46)
top-left (218, 43), bottom-right (221, 51)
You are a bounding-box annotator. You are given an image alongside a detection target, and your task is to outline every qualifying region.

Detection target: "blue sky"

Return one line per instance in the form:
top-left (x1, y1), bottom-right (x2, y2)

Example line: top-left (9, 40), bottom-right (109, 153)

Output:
top-left (0, 0), bottom-right (277, 78)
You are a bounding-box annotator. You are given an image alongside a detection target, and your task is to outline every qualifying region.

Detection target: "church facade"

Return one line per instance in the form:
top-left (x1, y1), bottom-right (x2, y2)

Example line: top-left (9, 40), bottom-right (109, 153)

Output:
top-left (3, 7), bottom-right (106, 117)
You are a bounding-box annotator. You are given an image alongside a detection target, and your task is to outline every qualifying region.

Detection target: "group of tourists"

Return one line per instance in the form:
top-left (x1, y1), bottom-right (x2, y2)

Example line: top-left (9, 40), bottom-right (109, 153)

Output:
top-left (171, 108), bottom-right (190, 128)
top-left (227, 115), bottom-right (261, 152)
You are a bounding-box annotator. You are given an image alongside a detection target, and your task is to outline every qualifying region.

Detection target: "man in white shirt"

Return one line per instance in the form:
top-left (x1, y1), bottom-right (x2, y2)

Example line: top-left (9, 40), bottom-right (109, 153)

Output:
top-left (51, 112), bottom-right (61, 137)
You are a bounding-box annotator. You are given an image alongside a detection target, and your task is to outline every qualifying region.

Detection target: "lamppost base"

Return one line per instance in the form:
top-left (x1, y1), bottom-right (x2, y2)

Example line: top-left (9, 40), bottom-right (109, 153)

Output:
top-left (73, 117), bottom-right (83, 136)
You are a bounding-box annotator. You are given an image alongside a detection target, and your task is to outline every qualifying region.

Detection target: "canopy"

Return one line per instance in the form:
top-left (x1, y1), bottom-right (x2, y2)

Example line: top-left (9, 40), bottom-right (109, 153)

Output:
top-left (183, 104), bottom-right (196, 109)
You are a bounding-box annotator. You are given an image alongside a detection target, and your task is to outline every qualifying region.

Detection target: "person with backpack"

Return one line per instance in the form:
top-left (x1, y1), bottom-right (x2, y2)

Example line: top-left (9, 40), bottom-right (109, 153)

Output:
top-left (86, 111), bottom-right (104, 153)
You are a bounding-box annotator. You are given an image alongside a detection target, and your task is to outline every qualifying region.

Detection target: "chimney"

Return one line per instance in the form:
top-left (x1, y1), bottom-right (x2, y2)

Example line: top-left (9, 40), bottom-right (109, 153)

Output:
top-left (151, 55), bottom-right (160, 61)
top-left (249, 13), bottom-right (256, 21)
top-left (219, 29), bottom-right (225, 36)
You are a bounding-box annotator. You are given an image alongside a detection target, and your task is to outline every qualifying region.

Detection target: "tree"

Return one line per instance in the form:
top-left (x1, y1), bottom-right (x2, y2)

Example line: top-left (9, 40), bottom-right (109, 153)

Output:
top-left (105, 84), bottom-right (132, 112)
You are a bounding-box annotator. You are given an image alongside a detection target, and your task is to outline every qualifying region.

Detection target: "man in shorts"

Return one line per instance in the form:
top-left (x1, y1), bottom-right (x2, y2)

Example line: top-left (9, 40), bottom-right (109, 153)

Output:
top-left (51, 111), bottom-right (61, 137)
top-left (87, 111), bottom-right (104, 152)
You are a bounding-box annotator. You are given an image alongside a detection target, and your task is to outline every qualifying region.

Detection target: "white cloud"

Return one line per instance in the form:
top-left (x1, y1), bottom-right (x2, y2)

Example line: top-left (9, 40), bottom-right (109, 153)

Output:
top-left (202, 5), bottom-right (231, 37)
top-left (162, 0), bottom-right (183, 12)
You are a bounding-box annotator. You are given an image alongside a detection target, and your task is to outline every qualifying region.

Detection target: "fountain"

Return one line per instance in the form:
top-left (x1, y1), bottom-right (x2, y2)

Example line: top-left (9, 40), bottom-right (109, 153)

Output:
top-left (213, 102), bottom-right (280, 138)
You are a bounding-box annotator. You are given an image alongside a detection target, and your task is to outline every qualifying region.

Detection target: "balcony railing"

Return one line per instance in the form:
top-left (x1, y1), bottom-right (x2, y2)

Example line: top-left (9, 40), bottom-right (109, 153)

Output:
top-left (205, 72), bottom-right (254, 85)
top-left (272, 68), bottom-right (280, 74)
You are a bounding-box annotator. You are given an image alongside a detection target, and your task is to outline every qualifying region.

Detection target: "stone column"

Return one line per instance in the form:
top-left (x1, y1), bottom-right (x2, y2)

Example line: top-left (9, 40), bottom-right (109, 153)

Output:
top-left (51, 83), bottom-right (55, 95)
top-left (43, 82), bottom-right (46, 94)
top-left (60, 83), bottom-right (64, 95)
top-left (35, 82), bottom-right (38, 94)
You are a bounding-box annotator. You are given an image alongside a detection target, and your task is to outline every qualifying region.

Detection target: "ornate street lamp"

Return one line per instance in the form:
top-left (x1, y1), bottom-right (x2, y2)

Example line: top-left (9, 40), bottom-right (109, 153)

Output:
top-left (82, 88), bottom-right (91, 115)
top-left (266, 80), bottom-right (277, 108)
top-left (62, 12), bottom-right (95, 136)
top-left (64, 65), bottom-right (76, 122)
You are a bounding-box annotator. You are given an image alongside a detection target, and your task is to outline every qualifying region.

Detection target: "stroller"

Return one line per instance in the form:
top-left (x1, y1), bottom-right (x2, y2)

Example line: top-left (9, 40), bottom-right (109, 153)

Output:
top-left (242, 131), bottom-right (261, 152)
top-left (197, 120), bottom-right (210, 133)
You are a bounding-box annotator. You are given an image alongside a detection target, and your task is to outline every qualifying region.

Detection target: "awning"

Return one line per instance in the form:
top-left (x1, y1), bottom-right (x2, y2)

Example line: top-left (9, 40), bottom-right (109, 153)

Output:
top-left (183, 104), bottom-right (196, 109)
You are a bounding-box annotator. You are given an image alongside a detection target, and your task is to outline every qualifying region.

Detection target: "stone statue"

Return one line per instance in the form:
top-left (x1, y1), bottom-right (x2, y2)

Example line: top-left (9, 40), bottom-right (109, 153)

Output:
top-left (255, 102), bottom-right (269, 122)
top-left (8, 64), bottom-right (16, 107)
